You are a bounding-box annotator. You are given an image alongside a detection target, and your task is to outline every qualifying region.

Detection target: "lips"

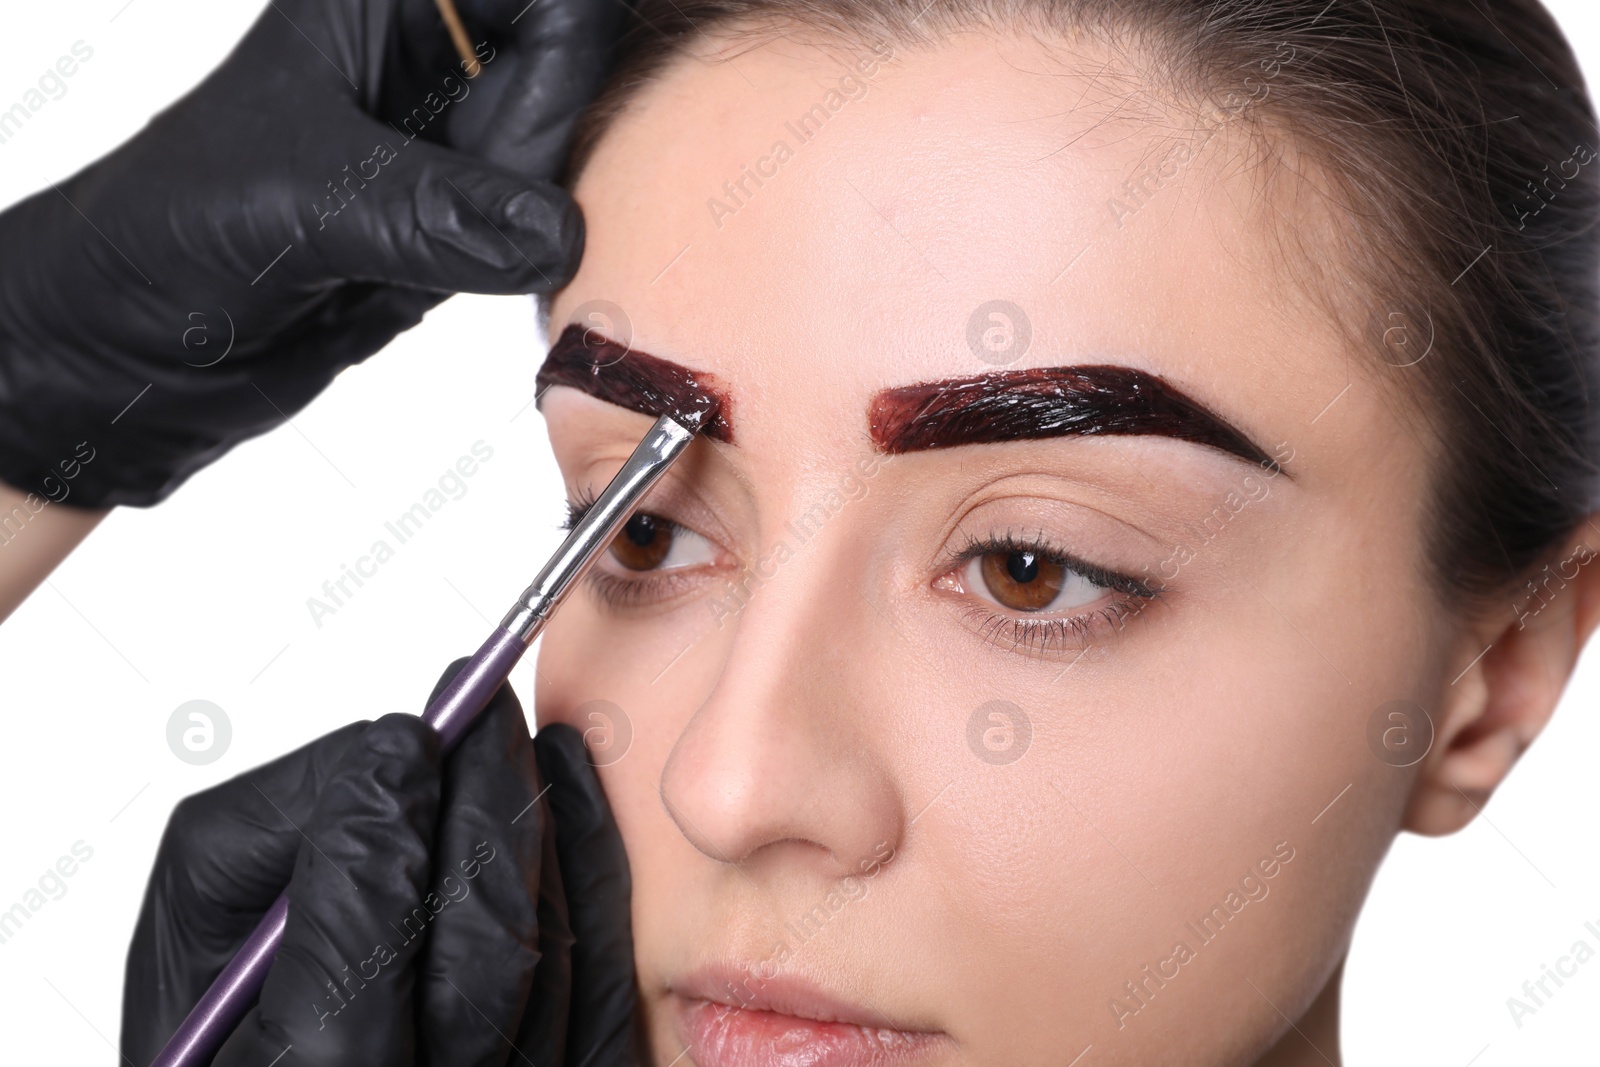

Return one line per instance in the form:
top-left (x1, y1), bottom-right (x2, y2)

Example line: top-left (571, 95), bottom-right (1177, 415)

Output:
top-left (672, 969), bottom-right (945, 1067)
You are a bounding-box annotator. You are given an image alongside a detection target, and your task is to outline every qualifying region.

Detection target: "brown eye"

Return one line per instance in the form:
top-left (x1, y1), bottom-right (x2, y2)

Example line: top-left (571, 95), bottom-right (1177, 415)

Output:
top-left (978, 550), bottom-right (1067, 612)
top-left (609, 513), bottom-right (674, 571)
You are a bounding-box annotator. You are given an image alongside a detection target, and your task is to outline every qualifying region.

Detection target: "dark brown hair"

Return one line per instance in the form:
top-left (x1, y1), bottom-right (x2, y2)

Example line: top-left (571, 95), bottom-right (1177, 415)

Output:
top-left (568, 0), bottom-right (1600, 608)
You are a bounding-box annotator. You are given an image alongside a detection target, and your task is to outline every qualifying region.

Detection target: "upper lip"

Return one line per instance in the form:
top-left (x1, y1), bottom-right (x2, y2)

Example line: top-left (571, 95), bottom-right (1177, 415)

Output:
top-left (671, 963), bottom-right (942, 1034)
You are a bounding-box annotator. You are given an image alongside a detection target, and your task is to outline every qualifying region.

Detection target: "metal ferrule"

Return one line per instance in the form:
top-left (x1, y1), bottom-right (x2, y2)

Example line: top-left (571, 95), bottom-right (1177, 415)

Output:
top-left (501, 413), bottom-right (696, 642)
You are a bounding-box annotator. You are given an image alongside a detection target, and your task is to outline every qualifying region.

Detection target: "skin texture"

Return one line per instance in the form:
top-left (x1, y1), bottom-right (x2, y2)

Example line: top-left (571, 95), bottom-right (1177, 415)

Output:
top-left (532, 28), bottom-right (1600, 1067)
top-left (0, 482), bottom-right (106, 623)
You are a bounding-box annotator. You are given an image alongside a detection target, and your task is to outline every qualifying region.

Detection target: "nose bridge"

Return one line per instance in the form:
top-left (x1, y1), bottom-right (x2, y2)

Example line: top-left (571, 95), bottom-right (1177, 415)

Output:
top-left (704, 444), bottom-right (886, 623)
top-left (658, 481), bottom-right (906, 880)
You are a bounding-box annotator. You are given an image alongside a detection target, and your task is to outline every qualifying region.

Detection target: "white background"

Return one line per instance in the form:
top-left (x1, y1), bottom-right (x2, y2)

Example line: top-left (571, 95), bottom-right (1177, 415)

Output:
top-left (0, 2), bottom-right (1595, 1063)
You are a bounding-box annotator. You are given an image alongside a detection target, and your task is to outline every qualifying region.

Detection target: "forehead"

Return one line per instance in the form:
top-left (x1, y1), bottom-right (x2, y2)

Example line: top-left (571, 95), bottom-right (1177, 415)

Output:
top-left (555, 29), bottom-right (1357, 452)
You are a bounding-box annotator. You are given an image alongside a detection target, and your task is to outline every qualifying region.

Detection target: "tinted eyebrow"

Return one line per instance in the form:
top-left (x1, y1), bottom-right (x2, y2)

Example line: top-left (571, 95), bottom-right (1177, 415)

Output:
top-left (535, 324), bottom-right (735, 443)
top-left (869, 366), bottom-right (1281, 472)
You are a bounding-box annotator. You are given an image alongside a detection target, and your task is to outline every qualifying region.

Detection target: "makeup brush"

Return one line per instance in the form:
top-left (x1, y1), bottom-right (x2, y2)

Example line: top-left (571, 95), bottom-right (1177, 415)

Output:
top-left (149, 410), bottom-right (707, 1067)
top-left (434, 0), bottom-right (482, 78)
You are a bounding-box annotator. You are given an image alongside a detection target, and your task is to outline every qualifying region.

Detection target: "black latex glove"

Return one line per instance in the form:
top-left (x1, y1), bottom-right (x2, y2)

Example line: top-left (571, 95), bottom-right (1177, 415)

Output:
top-left (121, 661), bottom-right (639, 1066)
top-left (0, 0), bottom-right (626, 508)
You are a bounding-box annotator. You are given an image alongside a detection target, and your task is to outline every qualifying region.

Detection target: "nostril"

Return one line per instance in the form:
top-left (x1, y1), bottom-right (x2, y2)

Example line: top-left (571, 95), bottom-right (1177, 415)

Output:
top-left (657, 720), bottom-right (906, 882)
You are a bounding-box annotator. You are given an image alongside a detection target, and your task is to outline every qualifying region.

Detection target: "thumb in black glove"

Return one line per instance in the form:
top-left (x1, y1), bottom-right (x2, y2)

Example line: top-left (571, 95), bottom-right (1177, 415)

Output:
top-left (0, 0), bottom-right (626, 508)
top-left (121, 660), bottom-right (639, 1066)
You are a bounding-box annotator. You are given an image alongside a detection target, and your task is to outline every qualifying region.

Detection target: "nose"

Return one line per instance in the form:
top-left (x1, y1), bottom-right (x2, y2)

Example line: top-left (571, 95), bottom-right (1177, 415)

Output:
top-left (658, 555), bottom-right (906, 881)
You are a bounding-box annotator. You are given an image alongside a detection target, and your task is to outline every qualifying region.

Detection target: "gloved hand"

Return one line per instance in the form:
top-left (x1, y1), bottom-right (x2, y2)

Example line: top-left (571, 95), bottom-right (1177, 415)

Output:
top-left (121, 661), bottom-right (639, 1066)
top-left (0, 0), bottom-right (625, 508)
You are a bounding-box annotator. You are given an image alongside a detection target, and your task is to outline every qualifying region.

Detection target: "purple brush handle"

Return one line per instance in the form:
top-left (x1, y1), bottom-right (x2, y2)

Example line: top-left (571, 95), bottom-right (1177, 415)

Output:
top-left (150, 412), bottom-right (697, 1067)
top-left (149, 626), bottom-right (527, 1067)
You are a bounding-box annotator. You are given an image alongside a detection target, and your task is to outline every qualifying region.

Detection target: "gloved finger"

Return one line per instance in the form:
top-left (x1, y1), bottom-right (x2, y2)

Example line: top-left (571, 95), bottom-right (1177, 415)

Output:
top-left (387, 0), bottom-right (629, 177)
top-left (415, 660), bottom-right (557, 1067)
top-left (462, 42), bottom-right (617, 178)
top-left (121, 720), bottom-right (369, 1066)
top-left (535, 723), bottom-right (640, 1066)
top-left (457, 0), bottom-right (632, 176)
top-left (219, 713), bottom-right (443, 1067)
top-left (305, 121), bottom-right (583, 294)
top-left (509, 792), bottom-right (574, 1065)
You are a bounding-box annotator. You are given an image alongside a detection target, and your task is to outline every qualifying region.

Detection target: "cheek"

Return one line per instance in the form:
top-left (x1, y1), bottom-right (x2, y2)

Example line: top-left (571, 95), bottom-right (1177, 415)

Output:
top-left (533, 596), bottom-right (735, 864)
top-left (895, 592), bottom-right (1423, 1055)
top-left (534, 596), bottom-right (728, 731)
top-left (536, 601), bottom-right (759, 1010)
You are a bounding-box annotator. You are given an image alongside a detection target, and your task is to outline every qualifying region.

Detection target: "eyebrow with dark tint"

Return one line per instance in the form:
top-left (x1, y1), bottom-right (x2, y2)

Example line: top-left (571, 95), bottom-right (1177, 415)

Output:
top-left (869, 366), bottom-right (1280, 472)
top-left (536, 324), bottom-right (735, 443)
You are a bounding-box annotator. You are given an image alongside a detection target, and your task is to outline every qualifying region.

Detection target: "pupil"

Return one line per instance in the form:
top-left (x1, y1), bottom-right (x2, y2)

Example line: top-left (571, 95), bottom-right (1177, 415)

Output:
top-left (1006, 551), bottom-right (1039, 584)
top-left (624, 514), bottom-right (657, 547)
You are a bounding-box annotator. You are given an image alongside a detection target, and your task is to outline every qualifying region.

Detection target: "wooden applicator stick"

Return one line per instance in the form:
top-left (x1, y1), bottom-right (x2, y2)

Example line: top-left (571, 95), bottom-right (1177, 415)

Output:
top-left (434, 0), bottom-right (483, 78)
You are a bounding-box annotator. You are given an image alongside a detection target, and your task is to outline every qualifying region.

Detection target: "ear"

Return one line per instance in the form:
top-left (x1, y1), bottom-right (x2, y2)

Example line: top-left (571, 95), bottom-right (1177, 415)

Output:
top-left (1405, 517), bottom-right (1600, 835)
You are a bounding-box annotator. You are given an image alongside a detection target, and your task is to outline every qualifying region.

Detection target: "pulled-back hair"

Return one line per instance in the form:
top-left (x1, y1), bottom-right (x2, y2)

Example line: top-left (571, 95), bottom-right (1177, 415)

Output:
top-left (568, 0), bottom-right (1600, 608)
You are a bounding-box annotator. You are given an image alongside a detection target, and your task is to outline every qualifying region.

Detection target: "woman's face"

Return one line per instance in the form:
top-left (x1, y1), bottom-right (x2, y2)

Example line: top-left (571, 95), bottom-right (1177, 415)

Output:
top-left (537, 28), bottom-right (1446, 1067)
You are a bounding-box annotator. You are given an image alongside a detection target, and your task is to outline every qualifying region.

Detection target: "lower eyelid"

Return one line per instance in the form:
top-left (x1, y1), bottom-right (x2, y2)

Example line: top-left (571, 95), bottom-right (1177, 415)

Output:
top-left (956, 599), bottom-right (1140, 656)
top-left (586, 525), bottom-right (731, 609)
top-left (586, 570), bottom-right (705, 610)
top-left (932, 553), bottom-right (1156, 655)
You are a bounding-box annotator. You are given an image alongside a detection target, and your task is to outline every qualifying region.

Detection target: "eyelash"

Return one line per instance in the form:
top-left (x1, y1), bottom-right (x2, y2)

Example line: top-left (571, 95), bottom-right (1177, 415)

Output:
top-left (562, 488), bottom-right (708, 608)
top-left (562, 487), bottom-right (599, 530)
top-left (563, 493), bottom-right (1161, 654)
top-left (939, 531), bottom-right (1160, 655)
